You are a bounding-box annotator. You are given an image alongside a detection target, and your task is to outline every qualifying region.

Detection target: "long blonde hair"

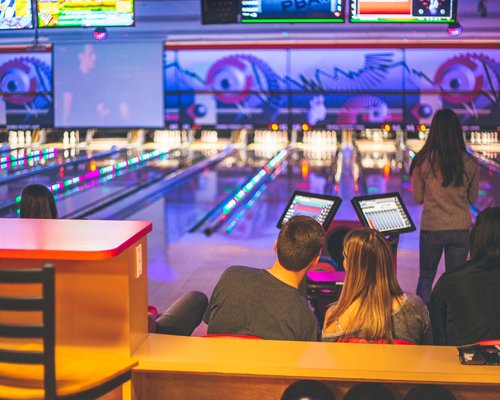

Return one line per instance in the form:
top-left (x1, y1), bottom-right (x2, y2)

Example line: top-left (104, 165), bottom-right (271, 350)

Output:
top-left (325, 229), bottom-right (403, 342)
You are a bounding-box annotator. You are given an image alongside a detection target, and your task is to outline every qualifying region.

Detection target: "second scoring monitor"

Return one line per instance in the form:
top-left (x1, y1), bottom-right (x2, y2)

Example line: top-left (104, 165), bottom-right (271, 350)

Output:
top-left (351, 192), bottom-right (416, 235)
top-left (350, 0), bottom-right (456, 23)
top-left (242, 0), bottom-right (345, 23)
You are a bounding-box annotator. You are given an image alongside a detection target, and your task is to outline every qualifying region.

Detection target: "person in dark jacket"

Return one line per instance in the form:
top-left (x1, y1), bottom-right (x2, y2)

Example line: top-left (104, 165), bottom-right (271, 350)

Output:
top-left (429, 207), bottom-right (500, 345)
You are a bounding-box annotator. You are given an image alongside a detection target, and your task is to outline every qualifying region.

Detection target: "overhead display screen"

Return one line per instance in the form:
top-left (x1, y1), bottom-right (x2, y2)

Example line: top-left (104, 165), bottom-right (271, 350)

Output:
top-left (0, 0), bottom-right (33, 29)
top-left (350, 0), bottom-right (456, 23)
top-left (37, 0), bottom-right (135, 27)
top-left (241, 0), bottom-right (345, 23)
top-left (0, 47), bottom-right (53, 128)
top-left (55, 43), bottom-right (163, 128)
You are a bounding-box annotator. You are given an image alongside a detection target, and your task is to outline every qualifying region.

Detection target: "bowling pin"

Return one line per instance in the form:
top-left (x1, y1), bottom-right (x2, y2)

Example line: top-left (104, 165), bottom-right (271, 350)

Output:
top-left (63, 131), bottom-right (70, 147)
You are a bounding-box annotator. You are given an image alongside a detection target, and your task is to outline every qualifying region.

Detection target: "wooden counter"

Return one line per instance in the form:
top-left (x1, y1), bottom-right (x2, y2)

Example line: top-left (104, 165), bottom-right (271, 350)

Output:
top-left (132, 334), bottom-right (500, 400)
top-left (0, 218), bottom-right (152, 356)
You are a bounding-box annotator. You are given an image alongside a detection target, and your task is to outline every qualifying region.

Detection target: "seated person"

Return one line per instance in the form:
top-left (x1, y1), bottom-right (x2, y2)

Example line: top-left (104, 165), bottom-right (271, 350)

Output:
top-left (20, 184), bottom-right (58, 219)
top-left (322, 229), bottom-right (432, 344)
top-left (148, 291), bottom-right (208, 336)
top-left (320, 225), bottom-right (353, 271)
top-left (203, 215), bottom-right (325, 341)
top-left (430, 207), bottom-right (500, 346)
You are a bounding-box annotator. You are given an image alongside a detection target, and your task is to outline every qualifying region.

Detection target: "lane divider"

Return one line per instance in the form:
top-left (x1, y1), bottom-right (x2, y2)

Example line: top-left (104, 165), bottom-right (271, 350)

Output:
top-left (201, 148), bottom-right (291, 236)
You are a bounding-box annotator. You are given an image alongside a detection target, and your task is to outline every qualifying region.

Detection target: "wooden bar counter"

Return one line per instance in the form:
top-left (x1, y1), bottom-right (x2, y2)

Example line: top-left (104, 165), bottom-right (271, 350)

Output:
top-left (0, 218), bottom-right (152, 356)
top-left (132, 334), bottom-right (500, 400)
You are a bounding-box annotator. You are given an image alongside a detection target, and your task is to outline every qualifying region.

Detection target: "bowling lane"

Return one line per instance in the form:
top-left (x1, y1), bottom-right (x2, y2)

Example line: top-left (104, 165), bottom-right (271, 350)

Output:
top-left (126, 147), bottom-right (340, 310)
top-left (0, 145), bottom-right (190, 217)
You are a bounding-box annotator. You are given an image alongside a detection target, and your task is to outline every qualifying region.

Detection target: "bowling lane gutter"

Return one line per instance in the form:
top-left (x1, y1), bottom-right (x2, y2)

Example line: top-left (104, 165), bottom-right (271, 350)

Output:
top-left (471, 150), bottom-right (500, 176)
top-left (74, 146), bottom-right (236, 221)
top-left (0, 147), bottom-right (124, 186)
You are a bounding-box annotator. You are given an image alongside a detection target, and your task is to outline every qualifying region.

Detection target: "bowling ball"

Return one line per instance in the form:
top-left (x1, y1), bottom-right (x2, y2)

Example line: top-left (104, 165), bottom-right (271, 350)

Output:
top-left (343, 383), bottom-right (395, 400)
top-left (281, 380), bottom-right (334, 400)
top-left (417, 104), bottom-right (433, 118)
top-left (194, 104), bottom-right (207, 117)
top-left (403, 385), bottom-right (456, 400)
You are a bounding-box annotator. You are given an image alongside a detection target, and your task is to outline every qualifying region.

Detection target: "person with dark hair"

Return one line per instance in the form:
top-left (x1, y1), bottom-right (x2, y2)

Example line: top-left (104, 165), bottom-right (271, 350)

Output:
top-left (203, 215), bottom-right (325, 341)
top-left (429, 207), bottom-right (500, 346)
top-left (410, 109), bottom-right (479, 304)
top-left (281, 380), bottom-right (335, 400)
top-left (322, 229), bottom-right (432, 344)
top-left (325, 225), bottom-right (352, 271)
top-left (20, 184), bottom-right (58, 219)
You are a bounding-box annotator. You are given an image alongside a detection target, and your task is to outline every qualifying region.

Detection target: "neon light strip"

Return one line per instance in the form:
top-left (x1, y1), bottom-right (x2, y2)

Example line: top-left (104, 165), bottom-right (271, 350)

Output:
top-left (15, 149), bottom-right (169, 204)
top-left (0, 148), bottom-right (57, 170)
top-left (225, 184), bottom-right (267, 234)
top-left (16, 168), bottom-right (130, 215)
top-left (221, 149), bottom-right (288, 215)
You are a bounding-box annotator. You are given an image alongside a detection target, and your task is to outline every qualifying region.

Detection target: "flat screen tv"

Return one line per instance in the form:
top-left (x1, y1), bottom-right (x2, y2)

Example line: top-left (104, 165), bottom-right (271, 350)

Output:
top-left (0, 0), bottom-right (33, 29)
top-left (37, 0), bottom-right (135, 27)
top-left (241, 0), bottom-right (345, 23)
top-left (349, 0), bottom-right (456, 23)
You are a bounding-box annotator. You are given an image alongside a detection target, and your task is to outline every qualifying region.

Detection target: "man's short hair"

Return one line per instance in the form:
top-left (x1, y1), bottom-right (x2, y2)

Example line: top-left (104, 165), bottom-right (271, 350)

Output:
top-left (277, 215), bottom-right (325, 271)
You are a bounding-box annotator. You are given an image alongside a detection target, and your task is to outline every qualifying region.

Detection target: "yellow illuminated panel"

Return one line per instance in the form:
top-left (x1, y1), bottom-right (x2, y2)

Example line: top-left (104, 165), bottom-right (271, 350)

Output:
top-left (37, 0), bottom-right (134, 27)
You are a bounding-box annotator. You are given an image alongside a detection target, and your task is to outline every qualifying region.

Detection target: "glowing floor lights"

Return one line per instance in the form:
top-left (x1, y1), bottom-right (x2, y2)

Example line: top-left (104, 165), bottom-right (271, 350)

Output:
top-left (203, 148), bottom-right (290, 235)
top-left (222, 149), bottom-right (288, 216)
top-left (0, 148), bottom-right (56, 170)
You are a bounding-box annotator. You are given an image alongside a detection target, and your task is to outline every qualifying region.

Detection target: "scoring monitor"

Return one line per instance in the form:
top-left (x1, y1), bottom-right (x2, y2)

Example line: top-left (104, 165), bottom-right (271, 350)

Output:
top-left (37, 0), bottom-right (135, 27)
top-left (351, 192), bottom-right (416, 234)
top-left (277, 191), bottom-right (342, 229)
top-left (242, 0), bottom-right (345, 23)
top-left (350, 0), bottom-right (456, 23)
top-left (0, 0), bottom-right (33, 29)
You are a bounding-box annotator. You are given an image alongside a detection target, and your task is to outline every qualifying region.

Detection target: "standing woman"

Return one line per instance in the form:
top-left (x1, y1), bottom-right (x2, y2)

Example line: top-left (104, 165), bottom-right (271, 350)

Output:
top-left (410, 109), bottom-right (479, 304)
top-left (20, 184), bottom-right (58, 219)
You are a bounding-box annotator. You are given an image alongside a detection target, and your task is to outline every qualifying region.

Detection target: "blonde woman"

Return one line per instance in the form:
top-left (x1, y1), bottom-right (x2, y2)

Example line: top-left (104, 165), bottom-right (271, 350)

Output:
top-left (322, 229), bottom-right (432, 344)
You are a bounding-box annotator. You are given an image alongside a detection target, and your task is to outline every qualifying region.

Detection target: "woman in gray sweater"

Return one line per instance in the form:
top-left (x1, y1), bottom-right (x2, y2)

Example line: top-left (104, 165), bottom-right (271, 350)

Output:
top-left (410, 109), bottom-right (479, 304)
